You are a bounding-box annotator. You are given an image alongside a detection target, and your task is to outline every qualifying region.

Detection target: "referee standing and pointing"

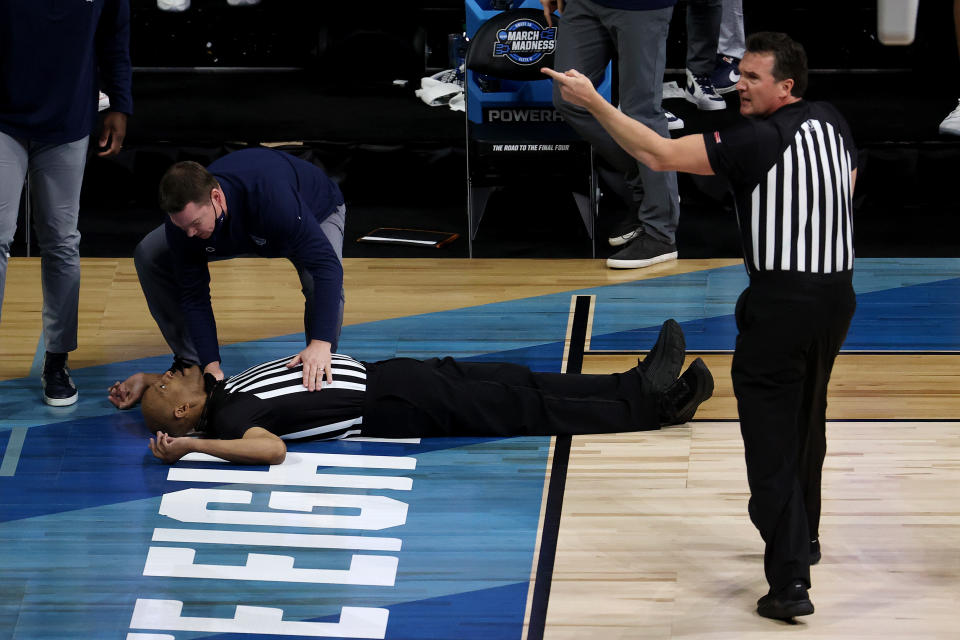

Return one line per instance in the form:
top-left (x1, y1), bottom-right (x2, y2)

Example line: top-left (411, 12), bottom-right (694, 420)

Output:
top-left (543, 32), bottom-right (857, 620)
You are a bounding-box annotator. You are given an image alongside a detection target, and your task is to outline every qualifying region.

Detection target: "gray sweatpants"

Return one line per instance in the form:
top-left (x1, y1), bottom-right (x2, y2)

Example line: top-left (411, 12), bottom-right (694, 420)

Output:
top-left (719, 0), bottom-right (746, 59)
top-left (134, 203), bottom-right (347, 364)
top-left (0, 131), bottom-right (88, 354)
top-left (686, 0), bottom-right (723, 76)
top-left (552, 0), bottom-right (680, 244)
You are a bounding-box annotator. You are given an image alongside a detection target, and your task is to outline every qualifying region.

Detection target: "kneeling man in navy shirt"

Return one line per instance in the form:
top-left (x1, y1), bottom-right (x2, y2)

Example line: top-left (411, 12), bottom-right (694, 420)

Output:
top-left (136, 148), bottom-right (346, 392)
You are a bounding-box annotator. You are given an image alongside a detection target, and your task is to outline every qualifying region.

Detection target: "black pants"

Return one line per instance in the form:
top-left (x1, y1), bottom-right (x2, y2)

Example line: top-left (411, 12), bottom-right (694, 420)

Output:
top-left (362, 357), bottom-right (661, 439)
top-left (732, 273), bottom-right (856, 592)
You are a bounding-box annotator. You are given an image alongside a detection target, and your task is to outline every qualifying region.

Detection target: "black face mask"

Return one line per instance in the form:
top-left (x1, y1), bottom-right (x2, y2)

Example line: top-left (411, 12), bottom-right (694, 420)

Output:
top-left (204, 200), bottom-right (226, 245)
top-left (214, 200), bottom-right (226, 226)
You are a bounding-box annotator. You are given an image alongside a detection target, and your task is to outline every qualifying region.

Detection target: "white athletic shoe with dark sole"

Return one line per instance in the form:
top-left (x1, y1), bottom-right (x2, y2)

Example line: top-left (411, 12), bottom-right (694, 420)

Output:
top-left (608, 227), bottom-right (641, 247)
top-left (940, 99), bottom-right (960, 136)
top-left (607, 215), bottom-right (643, 247)
top-left (665, 110), bottom-right (685, 130)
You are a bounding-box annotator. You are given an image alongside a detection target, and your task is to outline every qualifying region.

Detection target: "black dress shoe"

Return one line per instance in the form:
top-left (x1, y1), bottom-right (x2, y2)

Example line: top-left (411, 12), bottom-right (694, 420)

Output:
top-left (810, 539), bottom-right (821, 565)
top-left (659, 358), bottom-right (714, 425)
top-left (757, 580), bottom-right (815, 620)
top-left (637, 319), bottom-right (686, 393)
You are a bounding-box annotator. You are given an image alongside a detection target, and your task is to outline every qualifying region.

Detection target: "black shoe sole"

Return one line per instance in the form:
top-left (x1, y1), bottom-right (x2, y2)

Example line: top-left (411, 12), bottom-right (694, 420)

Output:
top-left (640, 319), bottom-right (686, 393)
top-left (673, 358), bottom-right (714, 423)
top-left (758, 598), bottom-right (815, 620)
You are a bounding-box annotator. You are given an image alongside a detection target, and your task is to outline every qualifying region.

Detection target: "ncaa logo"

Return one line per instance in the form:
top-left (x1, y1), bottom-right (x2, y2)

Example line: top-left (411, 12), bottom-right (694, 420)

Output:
top-left (493, 19), bottom-right (556, 66)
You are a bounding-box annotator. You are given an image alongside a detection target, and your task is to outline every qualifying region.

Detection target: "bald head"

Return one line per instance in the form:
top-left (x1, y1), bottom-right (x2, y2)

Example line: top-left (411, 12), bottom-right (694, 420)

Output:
top-left (140, 366), bottom-right (209, 437)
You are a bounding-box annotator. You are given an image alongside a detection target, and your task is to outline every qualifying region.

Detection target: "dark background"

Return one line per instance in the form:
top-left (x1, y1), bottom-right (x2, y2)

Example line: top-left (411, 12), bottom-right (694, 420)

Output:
top-left (13, 0), bottom-right (960, 260)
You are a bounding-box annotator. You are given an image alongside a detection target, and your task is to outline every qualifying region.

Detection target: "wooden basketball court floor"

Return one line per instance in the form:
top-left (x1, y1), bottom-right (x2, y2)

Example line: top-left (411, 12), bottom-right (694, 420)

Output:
top-left (0, 256), bottom-right (958, 639)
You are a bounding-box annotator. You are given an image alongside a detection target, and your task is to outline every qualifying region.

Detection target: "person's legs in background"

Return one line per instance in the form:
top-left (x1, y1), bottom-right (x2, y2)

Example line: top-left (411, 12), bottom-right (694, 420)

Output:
top-left (939, 0), bottom-right (960, 135)
top-left (684, 0), bottom-right (726, 111)
top-left (552, 1), bottom-right (646, 249)
top-left (26, 136), bottom-right (89, 406)
top-left (603, 4), bottom-right (681, 269)
top-left (298, 203), bottom-right (346, 351)
top-left (0, 132), bottom-right (29, 340)
top-left (711, 0), bottom-right (745, 94)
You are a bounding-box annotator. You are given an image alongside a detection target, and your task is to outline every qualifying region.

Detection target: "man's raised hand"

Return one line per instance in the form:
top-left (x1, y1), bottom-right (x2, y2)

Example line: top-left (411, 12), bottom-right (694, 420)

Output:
top-left (540, 67), bottom-right (600, 111)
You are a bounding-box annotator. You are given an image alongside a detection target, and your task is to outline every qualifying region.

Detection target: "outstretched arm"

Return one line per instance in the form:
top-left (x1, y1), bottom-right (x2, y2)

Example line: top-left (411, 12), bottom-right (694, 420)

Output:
top-left (149, 427), bottom-right (287, 466)
top-left (108, 372), bottom-right (162, 409)
top-left (541, 67), bottom-right (714, 175)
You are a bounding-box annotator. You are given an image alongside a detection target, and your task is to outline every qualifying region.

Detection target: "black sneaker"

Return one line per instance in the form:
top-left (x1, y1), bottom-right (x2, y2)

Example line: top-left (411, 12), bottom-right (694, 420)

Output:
top-left (637, 319), bottom-right (686, 393)
top-left (810, 539), bottom-right (821, 565)
top-left (659, 357), bottom-right (713, 426)
top-left (606, 235), bottom-right (678, 269)
top-left (608, 216), bottom-right (642, 247)
top-left (757, 580), bottom-right (815, 620)
top-left (42, 352), bottom-right (78, 407)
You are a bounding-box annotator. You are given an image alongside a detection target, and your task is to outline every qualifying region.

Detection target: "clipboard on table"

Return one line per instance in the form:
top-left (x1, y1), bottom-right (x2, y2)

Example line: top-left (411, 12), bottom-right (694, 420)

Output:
top-left (358, 227), bottom-right (459, 249)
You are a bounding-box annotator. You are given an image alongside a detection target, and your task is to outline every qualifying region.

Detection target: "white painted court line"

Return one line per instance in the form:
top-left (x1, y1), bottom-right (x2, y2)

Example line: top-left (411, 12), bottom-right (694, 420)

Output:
top-left (0, 427), bottom-right (27, 476)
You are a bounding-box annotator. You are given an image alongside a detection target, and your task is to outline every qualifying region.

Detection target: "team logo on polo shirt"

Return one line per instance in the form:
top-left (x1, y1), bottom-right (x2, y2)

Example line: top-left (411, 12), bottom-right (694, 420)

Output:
top-left (493, 19), bottom-right (556, 66)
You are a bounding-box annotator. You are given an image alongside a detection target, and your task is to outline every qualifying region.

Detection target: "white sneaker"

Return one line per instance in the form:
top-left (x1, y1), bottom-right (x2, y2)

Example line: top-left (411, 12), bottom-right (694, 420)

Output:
top-left (158, 0), bottom-right (189, 10)
top-left (684, 69), bottom-right (726, 111)
top-left (939, 99), bottom-right (960, 136)
top-left (665, 110), bottom-right (685, 130)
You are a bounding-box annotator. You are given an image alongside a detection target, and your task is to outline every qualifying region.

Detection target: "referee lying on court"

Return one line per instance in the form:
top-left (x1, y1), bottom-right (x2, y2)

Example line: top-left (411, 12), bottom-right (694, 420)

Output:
top-left (107, 319), bottom-right (712, 466)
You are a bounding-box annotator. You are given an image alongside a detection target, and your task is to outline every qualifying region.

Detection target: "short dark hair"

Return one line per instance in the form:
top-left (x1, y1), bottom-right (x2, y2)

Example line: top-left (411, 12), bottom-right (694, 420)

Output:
top-left (158, 161), bottom-right (220, 215)
top-left (746, 32), bottom-right (808, 98)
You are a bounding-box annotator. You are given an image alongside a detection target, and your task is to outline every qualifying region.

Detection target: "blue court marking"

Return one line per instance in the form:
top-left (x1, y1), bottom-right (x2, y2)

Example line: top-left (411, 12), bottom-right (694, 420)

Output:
top-left (29, 334), bottom-right (44, 378)
top-left (180, 583), bottom-right (530, 640)
top-left (586, 258), bottom-right (960, 350)
top-left (0, 426), bottom-right (547, 638)
top-left (590, 275), bottom-right (960, 352)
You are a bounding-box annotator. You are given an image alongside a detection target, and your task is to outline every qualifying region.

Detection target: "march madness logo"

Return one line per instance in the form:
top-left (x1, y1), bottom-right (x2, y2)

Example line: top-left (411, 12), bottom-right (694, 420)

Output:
top-left (493, 19), bottom-right (556, 66)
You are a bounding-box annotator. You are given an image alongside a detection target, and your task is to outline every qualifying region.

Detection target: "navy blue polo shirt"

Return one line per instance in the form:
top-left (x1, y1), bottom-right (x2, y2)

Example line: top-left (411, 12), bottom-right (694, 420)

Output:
top-left (0, 0), bottom-right (133, 143)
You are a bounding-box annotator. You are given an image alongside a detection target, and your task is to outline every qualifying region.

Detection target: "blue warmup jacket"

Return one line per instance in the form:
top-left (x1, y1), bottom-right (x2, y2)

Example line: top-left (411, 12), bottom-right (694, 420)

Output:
top-left (0, 0), bottom-right (133, 143)
top-left (165, 148), bottom-right (346, 368)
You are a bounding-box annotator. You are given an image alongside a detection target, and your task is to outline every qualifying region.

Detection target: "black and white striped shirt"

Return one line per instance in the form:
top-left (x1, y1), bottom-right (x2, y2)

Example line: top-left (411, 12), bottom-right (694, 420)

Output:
top-left (704, 100), bottom-right (858, 276)
top-left (203, 353), bottom-right (368, 441)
